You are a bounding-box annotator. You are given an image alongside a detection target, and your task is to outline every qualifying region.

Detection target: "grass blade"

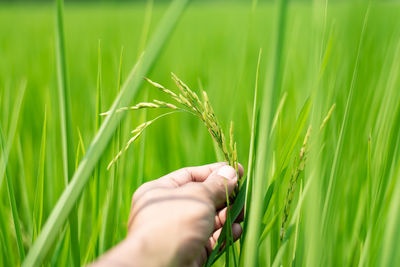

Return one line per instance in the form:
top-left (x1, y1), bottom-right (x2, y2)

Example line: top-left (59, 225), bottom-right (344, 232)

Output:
top-left (0, 204), bottom-right (16, 266)
top-left (244, 48), bottom-right (262, 217)
top-left (241, 0), bottom-right (289, 264)
top-left (0, 126), bottom-right (25, 261)
top-left (206, 183), bottom-right (247, 266)
top-left (93, 39), bottom-right (103, 257)
top-left (0, 80), bottom-right (26, 191)
top-left (99, 46), bottom-right (123, 253)
top-left (32, 107), bottom-right (47, 241)
top-left (23, 0), bottom-right (189, 265)
top-left (55, 0), bottom-right (80, 264)
top-left (17, 137), bottom-right (33, 238)
top-left (321, 6), bottom-right (370, 227)
top-left (137, 0), bottom-right (154, 56)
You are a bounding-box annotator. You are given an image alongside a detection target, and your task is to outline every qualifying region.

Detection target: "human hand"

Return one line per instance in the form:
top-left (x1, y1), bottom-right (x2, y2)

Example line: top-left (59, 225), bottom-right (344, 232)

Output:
top-left (93, 162), bottom-right (244, 267)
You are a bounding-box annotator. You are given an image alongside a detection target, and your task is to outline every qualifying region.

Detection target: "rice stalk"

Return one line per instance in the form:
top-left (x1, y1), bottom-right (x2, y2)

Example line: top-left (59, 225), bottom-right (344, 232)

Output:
top-left (107, 110), bottom-right (182, 169)
top-left (280, 102), bottom-right (335, 241)
top-left (106, 73), bottom-right (241, 263)
top-left (280, 126), bottom-right (311, 240)
top-left (100, 100), bottom-right (177, 116)
top-left (320, 103), bottom-right (336, 131)
top-left (291, 180), bottom-right (302, 264)
top-left (108, 73), bottom-right (240, 188)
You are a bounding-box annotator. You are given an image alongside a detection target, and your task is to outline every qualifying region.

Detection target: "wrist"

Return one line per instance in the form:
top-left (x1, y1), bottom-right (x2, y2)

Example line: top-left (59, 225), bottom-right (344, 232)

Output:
top-left (127, 225), bottom-right (180, 267)
top-left (96, 227), bottom-right (178, 267)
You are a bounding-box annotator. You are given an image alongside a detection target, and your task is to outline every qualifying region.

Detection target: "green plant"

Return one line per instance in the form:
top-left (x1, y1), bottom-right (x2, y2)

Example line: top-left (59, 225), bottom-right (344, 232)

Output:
top-left (21, 0), bottom-right (189, 265)
top-left (103, 73), bottom-right (243, 264)
top-left (106, 73), bottom-right (239, 174)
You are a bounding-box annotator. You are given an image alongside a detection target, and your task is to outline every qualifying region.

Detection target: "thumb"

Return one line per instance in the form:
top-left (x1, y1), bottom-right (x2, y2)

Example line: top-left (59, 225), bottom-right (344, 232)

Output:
top-left (202, 165), bottom-right (238, 208)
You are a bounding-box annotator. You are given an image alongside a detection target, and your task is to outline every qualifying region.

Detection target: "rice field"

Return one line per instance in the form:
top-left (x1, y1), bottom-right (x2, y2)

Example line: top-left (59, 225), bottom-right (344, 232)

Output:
top-left (1, 0), bottom-right (400, 266)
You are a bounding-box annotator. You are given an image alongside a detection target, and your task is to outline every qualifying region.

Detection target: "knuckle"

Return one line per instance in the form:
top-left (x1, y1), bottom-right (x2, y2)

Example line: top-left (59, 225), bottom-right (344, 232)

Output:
top-left (140, 188), bottom-right (158, 203)
top-left (197, 184), bottom-right (214, 206)
top-left (131, 181), bottom-right (154, 205)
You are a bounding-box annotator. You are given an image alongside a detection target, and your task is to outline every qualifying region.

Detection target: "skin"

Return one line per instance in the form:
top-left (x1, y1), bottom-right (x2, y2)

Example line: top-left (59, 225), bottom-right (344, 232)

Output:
top-left (93, 162), bottom-right (244, 267)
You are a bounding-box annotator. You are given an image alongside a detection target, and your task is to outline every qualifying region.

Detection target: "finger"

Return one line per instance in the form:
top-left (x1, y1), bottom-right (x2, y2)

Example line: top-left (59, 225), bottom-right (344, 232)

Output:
top-left (203, 165), bottom-right (238, 208)
top-left (206, 223), bottom-right (243, 254)
top-left (237, 163), bottom-right (244, 178)
top-left (158, 162), bottom-right (244, 189)
top-left (132, 163), bottom-right (243, 209)
top-left (196, 248), bottom-right (208, 267)
top-left (214, 207), bottom-right (228, 230)
top-left (160, 162), bottom-right (228, 186)
top-left (232, 223), bottom-right (243, 241)
top-left (214, 205), bottom-right (244, 231)
top-left (206, 227), bottom-right (222, 253)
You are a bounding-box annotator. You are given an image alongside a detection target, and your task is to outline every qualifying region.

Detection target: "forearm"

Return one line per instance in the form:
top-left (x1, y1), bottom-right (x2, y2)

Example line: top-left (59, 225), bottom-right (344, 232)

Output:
top-left (91, 229), bottom-right (178, 267)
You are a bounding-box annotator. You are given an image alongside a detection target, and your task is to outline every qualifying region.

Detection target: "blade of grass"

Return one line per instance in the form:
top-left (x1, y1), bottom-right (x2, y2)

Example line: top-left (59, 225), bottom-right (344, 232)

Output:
top-left (244, 48), bottom-right (262, 217)
top-left (50, 226), bottom-right (68, 266)
top-left (93, 38), bottom-right (103, 257)
top-left (83, 210), bottom-right (103, 263)
top-left (269, 0), bottom-right (288, 125)
top-left (259, 207), bottom-right (282, 245)
top-left (99, 46), bottom-right (124, 253)
top-left (291, 180), bottom-right (303, 264)
top-left (32, 107), bottom-right (47, 241)
top-left (240, 49), bottom-right (262, 255)
top-left (0, 126), bottom-right (25, 261)
top-left (16, 137), bottom-right (33, 238)
top-left (0, 80), bottom-right (26, 191)
top-left (379, 159), bottom-right (400, 266)
top-left (137, 0), bottom-right (154, 57)
top-left (321, 6), bottom-right (370, 228)
top-left (272, 177), bottom-right (311, 266)
top-left (241, 0), bottom-right (289, 264)
top-left (279, 98), bottom-right (311, 171)
top-left (269, 92), bottom-right (287, 137)
top-left (206, 182), bottom-right (247, 266)
top-left (0, 203), bottom-right (16, 266)
top-left (23, 0), bottom-right (189, 265)
top-left (55, 0), bottom-right (80, 264)
top-left (224, 182), bottom-right (237, 267)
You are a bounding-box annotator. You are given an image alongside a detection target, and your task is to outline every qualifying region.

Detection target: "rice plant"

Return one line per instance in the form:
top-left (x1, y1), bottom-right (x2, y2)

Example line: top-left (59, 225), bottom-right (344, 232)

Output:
top-left (105, 74), bottom-right (239, 174)
top-left (1, 0), bottom-right (400, 266)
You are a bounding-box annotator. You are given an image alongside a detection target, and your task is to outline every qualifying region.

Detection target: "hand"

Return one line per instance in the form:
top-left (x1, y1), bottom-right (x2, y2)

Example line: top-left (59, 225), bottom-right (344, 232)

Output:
top-left (93, 162), bottom-right (244, 267)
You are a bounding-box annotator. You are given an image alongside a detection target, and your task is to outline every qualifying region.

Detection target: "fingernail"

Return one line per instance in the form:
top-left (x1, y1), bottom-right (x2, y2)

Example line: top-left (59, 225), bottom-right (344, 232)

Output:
top-left (217, 166), bottom-right (237, 180)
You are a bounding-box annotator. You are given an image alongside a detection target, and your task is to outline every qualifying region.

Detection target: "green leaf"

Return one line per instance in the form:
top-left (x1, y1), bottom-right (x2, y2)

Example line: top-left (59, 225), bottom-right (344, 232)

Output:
top-left (22, 0), bottom-right (189, 265)
top-left (0, 126), bottom-right (25, 261)
top-left (206, 182), bottom-right (247, 266)
top-left (32, 108), bottom-right (47, 242)
top-left (0, 81), bottom-right (26, 191)
top-left (55, 0), bottom-right (80, 264)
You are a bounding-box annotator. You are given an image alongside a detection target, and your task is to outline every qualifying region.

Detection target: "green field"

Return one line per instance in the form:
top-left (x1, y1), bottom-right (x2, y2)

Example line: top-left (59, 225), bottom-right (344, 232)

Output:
top-left (1, 0), bottom-right (400, 266)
